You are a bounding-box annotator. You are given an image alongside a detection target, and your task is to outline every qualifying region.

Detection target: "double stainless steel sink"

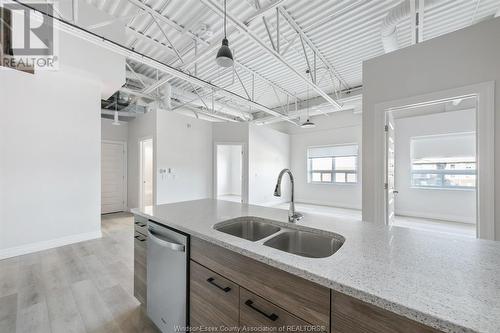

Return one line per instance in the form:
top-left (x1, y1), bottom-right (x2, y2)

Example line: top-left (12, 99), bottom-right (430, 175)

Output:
top-left (214, 216), bottom-right (345, 258)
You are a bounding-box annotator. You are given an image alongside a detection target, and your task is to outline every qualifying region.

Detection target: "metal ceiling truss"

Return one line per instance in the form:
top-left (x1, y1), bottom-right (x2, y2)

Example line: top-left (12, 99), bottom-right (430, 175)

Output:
top-left (277, 7), bottom-right (349, 93)
top-left (13, 1), bottom-right (295, 124)
top-left (199, 0), bottom-right (342, 110)
top-left (137, 1), bottom-right (297, 106)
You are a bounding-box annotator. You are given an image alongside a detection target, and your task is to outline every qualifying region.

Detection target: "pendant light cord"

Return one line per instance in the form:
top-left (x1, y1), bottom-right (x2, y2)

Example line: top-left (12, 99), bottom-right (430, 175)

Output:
top-left (224, 0), bottom-right (227, 38)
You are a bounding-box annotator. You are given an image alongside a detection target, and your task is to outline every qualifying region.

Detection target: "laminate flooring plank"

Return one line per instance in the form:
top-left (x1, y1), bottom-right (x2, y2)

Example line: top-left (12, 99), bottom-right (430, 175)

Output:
top-left (16, 301), bottom-right (51, 333)
top-left (0, 293), bottom-right (18, 333)
top-left (70, 279), bottom-right (122, 333)
top-left (45, 287), bottom-right (86, 333)
top-left (0, 258), bottom-right (19, 298)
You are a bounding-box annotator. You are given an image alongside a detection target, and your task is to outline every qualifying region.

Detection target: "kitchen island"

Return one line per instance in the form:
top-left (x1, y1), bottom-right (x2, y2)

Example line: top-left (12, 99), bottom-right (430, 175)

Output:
top-left (133, 199), bottom-right (500, 333)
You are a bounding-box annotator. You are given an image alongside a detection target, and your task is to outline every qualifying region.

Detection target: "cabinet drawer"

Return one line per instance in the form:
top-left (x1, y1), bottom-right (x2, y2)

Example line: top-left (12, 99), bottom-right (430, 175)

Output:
top-left (134, 217), bottom-right (148, 236)
top-left (190, 261), bottom-right (239, 329)
top-left (240, 288), bottom-right (322, 332)
top-left (191, 237), bottom-right (330, 329)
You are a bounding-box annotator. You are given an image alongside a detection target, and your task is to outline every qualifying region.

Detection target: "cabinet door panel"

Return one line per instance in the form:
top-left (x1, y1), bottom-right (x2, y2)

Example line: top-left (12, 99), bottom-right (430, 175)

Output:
top-left (190, 260), bottom-right (239, 330)
top-left (331, 291), bottom-right (442, 333)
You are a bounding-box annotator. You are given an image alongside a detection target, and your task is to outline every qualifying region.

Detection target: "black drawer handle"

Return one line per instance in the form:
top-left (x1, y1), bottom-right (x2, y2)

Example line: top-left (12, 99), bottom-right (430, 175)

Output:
top-left (134, 235), bottom-right (146, 242)
top-left (244, 300), bottom-right (278, 321)
top-left (206, 277), bottom-right (231, 292)
top-left (135, 221), bottom-right (146, 227)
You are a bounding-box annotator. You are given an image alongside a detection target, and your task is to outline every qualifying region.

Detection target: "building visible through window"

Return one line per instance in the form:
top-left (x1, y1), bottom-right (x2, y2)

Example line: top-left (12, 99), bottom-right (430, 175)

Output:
top-left (307, 145), bottom-right (358, 184)
top-left (410, 133), bottom-right (476, 189)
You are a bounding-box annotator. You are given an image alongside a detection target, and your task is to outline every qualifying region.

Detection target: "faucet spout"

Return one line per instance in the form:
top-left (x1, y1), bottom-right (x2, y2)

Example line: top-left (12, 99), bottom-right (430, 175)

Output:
top-left (273, 169), bottom-right (303, 223)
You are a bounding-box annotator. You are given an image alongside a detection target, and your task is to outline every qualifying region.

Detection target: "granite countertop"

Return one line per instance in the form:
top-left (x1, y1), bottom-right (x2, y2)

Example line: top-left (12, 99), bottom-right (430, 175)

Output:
top-left (132, 199), bottom-right (500, 333)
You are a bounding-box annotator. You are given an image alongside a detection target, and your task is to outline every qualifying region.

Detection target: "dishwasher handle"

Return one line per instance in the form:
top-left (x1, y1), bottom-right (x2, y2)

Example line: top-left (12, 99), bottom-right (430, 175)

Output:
top-left (148, 230), bottom-right (185, 252)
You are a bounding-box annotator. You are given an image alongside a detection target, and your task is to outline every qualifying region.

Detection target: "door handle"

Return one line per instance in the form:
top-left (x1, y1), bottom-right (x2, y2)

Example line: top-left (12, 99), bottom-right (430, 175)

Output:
top-left (206, 277), bottom-right (231, 292)
top-left (244, 300), bottom-right (278, 321)
top-left (393, 190), bottom-right (399, 194)
top-left (147, 230), bottom-right (185, 252)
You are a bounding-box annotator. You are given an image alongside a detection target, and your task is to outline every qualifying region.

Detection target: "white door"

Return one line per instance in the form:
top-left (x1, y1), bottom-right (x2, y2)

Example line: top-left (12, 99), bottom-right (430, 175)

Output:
top-left (385, 113), bottom-right (396, 225)
top-left (140, 138), bottom-right (154, 209)
top-left (101, 141), bottom-right (126, 214)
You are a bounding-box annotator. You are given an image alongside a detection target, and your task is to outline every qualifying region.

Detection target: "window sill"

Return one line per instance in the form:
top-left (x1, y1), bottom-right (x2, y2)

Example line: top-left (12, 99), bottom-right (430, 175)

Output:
top-left (410, 186), bottom-right (476, 192)
top-left (308, 182), bottom-right (358, 186)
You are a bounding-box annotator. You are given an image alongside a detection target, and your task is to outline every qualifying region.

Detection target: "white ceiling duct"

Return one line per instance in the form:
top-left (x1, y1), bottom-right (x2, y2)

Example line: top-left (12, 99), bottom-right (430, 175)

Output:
top-left (381, 0), bottom-right (444, 53)
top-left (164, 83), bottom-right (172, 110)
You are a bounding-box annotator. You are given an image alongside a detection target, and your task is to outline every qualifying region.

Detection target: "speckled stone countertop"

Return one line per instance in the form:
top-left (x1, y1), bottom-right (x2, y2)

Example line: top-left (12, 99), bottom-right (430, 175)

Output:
top-left (132, 199), bottom-right (500, 333)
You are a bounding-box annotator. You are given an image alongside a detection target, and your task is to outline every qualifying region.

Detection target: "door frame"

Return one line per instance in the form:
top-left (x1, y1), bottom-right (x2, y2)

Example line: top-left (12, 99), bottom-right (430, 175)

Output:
top-left (139, 136), bottom-right (155, 210)
top-left (213, 142), bottom-right (248, 204)
top-left (101, 140), bottom-right (127, 213)
top-left (373, 81), bottom-right (495, 239)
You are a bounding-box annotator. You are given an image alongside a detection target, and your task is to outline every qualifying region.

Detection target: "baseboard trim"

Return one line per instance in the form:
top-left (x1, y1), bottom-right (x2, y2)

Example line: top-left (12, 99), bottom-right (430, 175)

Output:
top-left (395, 210), bottom-right (475, 224)
top-left (0, 230), bottom-right (102, 260)
top-left (295, 199), bottom-right (362, 211)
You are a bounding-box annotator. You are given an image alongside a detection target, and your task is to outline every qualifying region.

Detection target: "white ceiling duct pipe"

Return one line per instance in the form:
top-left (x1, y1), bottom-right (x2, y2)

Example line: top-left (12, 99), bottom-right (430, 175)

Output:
top-left (381, 0), bottom-right (444, 53)
top-left (170, 87), bottom-right (253, 121)
top-left (495, 6), bottom-right (500, 18)
top-left (164, 83), bottom-right (172, 110)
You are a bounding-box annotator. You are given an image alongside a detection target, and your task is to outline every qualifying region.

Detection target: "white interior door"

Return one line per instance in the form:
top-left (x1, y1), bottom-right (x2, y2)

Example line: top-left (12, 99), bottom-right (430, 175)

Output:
top-left (101, 141), bottom-right (126, 214)
top-left (386, 113), bottom-right (396, 225)
top-left (140, 138), bottom-right (154, 209)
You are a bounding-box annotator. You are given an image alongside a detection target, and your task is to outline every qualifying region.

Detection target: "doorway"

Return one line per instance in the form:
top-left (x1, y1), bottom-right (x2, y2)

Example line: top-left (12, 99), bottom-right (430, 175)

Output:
top-left (385, 97), bottom-right (478, 237)
top-left (139, 138), bottom-right (154, 210)
top-left (215, 144), bottom-right (243, 203)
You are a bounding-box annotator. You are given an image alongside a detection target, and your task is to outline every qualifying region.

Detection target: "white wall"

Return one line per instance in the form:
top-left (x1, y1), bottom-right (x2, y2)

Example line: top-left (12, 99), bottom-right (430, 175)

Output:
top-left (394, 109), bottom-right (476, 223)
top-left (0, 70), bottom-right (101, 259)
top-left (284, 112), bottom-right (362, 209)
top-left (101, 118), bottom-right (128, 141)
top-left (156, 111), bottom-right (213, 204)
top-left (128, 111), bottom-right (156, 210)
top-left (217, 145), bottom-right (242, 196)
top-left (248, 125), bottom-right (291, 206)
top-left (362, 18), bottom-right (500, 240)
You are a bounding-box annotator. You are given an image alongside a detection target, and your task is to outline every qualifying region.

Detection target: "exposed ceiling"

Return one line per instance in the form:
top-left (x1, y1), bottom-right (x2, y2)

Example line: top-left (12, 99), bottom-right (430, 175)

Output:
top-left (81, 0), bottom-right (500, 122)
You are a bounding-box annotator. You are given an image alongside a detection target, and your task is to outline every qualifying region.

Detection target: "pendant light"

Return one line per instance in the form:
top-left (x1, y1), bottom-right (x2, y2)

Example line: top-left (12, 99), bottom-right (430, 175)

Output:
top-left (301, 85), bottom-right (316, 128)
top-left (215, 0), bottom-right (234, 67)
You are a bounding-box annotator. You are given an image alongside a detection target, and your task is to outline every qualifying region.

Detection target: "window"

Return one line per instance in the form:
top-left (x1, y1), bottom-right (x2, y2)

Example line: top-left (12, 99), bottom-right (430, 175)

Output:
top-left (307, 145), bottom-right (358, 184)
top-left (410, 133), bottom-right (476, 189)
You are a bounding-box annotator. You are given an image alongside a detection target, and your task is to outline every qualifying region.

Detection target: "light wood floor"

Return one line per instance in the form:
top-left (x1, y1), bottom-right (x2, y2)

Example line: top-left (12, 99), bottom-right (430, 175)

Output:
top-left (0, 212), bottom-right (160, 333)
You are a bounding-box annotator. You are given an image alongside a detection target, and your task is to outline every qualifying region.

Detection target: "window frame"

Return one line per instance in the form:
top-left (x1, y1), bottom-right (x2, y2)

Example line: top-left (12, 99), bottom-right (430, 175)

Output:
top-left (307, 144), bottom-right (359, 185)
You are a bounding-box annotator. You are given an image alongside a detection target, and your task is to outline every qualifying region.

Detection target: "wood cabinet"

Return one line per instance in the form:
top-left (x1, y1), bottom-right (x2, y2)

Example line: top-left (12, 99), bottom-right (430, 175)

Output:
top-left (134, 215), bottom-right (148, 305)
top-left (331, 291), bottom-right (442, 333)
top-left (191, 237), bottom-right (330, 330)
top-left (190, 261), bottom-right (239, 329)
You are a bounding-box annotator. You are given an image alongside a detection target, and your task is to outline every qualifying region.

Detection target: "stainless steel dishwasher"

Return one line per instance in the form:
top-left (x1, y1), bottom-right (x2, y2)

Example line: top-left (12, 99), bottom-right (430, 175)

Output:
top-left (147, 221), bottom-right (189, 333)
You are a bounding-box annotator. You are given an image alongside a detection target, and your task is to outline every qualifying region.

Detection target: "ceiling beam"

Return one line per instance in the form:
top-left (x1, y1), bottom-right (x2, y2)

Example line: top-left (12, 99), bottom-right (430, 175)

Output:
top-left (199, 0), bottom-right (342, 110)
